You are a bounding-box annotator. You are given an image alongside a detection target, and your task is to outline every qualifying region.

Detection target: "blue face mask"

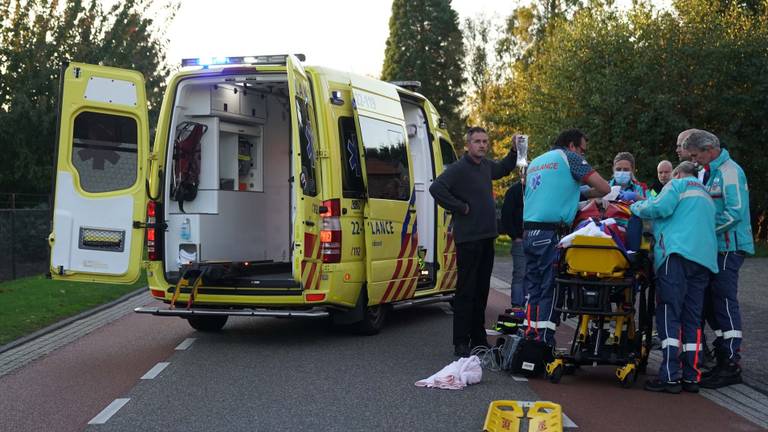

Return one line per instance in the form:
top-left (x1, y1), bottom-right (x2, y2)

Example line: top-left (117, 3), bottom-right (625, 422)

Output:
top-left (613, 171), bottom-right (632, 186)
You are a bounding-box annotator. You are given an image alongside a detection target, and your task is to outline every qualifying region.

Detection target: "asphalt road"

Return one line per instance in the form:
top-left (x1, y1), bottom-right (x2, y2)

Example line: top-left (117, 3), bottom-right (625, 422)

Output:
top-left (1, 260), bottom-right (766, 431)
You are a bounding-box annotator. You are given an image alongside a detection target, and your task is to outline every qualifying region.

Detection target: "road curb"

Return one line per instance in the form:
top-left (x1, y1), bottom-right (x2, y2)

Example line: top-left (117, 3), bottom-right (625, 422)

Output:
top-left (0, 286), bottom-right (147, 355)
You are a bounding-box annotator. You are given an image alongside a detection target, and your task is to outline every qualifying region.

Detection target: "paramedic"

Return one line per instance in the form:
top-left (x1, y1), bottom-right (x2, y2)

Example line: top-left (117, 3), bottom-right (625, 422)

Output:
top-left (650, 160), bottom-right (673, 198)
top-left (610, 151), bottom-right (648, 201)
top-left (682, 129), bottom-right (754, 389)
top-left (429, 127), bottom-right (517, 357)
top-left (522, 129), bottom-right (610, 346)
top-left (501, 178), bottom-right (525, 312)
top-left (631, 161), bottom-right (718, 393)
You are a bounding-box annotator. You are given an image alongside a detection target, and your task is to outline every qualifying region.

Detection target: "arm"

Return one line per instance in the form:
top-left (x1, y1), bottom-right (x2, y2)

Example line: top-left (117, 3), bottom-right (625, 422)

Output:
top-left (714, 169), bottom-right (745, 234)
top-left (429, 167), bottom-right (468, 214)
top-left (582, 172), bottom-right (611, 197)
top-left (567, 151), bottom-right (610, 196)
top-left (630, 183), bottom-right (679, 219)
top-left (489, 147), bottom-right (517, 180)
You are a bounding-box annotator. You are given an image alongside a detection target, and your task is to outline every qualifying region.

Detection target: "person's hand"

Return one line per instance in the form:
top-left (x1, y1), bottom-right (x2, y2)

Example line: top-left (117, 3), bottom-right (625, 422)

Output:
top-left (617, 191), bottom-right (638, 202)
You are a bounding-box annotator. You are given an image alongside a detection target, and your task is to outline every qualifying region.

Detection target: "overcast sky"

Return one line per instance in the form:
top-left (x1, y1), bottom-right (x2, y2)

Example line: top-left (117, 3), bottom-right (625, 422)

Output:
top-left (163, 0), bottom-right (671, 77)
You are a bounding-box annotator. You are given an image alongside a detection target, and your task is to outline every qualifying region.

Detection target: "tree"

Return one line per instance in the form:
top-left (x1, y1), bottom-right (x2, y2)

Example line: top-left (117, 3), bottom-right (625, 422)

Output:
top-left (0, 0), bottom-right (177, 194)
top-left (473, 0), bottom-right (768, 239)
top-left (381, 0), bottom-right (466, 147)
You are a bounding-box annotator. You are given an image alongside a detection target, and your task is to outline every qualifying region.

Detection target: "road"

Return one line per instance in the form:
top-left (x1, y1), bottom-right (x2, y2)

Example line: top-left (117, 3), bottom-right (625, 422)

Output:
top-left (0, 260), bottom-right (766, 431)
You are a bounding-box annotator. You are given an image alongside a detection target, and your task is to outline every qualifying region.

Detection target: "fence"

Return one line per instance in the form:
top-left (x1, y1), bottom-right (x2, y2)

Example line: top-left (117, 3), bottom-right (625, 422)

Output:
top-left (0, 193), bottom-right (51, 282)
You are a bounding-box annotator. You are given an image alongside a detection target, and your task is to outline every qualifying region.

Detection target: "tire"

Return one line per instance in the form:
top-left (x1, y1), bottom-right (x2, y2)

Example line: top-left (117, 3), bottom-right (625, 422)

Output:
top-left (186, 315), bottom-right (228, 332)
top-left (353, 303), bottom-right (390, 335)
top-left (548, 364), bottom-right (564, 384)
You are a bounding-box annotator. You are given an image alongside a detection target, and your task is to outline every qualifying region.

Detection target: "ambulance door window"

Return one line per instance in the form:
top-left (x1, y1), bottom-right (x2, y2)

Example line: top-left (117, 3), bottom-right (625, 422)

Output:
top-left (72, 111), bottom-right (138, 193)
top-left (295, 96), bottom-right (317, 196)
top-left (439, 138), bottom-right (457, 166)
top-left (338, 117), bottom-right (365, 198)
top-left (359, 116), bottom-right (410, 201)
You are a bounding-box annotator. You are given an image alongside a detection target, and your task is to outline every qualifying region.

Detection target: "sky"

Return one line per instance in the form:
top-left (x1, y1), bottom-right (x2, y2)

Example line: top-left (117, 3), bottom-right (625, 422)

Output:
top-left (164, 0), bottom-right (520, 77)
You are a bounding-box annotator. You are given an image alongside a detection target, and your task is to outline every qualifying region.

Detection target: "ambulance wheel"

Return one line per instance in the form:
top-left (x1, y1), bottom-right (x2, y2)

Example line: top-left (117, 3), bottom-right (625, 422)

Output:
top-left (548, 364), bottom-right (564, 384)
top-left (186, 315), bottom-right (228, 332)
top-left (354, 304), bottom-right (390, 336)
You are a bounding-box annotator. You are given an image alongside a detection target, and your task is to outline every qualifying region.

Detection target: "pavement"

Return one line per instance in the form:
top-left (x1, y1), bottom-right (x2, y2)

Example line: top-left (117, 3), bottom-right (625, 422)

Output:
top-left (0, 256), bottom-right (766, 431)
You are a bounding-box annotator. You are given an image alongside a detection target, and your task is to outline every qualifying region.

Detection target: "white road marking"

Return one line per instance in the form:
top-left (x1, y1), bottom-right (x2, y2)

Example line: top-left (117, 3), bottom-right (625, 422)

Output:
top-left (87, 398), bottom-right (130, 424)
top-left (175, 338), bottom-right (196, 350)
top-left (140, 362), bottom-right (170, 380)
top-left (511, 375), bottom-right (529, 382)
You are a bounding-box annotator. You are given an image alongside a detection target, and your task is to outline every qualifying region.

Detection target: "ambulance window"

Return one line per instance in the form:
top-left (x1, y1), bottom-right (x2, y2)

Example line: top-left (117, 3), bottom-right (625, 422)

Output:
top-left (358, 116), bottom-right (410, 201)
top-left (295, 96), bottom-right (317, 196)
top-left (440, 138), bottom-right (457, 166)
top-left (71, 111), bottom-right (138, 193)
top-left (338, 117), bottom-right (365, 198)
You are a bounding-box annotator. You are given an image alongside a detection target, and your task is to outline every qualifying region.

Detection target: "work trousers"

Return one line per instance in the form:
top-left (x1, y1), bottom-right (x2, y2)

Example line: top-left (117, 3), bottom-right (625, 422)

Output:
top-left (510, 239), bottom-right (527, 307)
top-left (453, 238), bottom-right (495, 346)
top-left (656, 253), bottom-right (709, 383)
top-left (522, 229), bottom-right (559, 345)
top-left (712, 251), bottom-right (745, 362)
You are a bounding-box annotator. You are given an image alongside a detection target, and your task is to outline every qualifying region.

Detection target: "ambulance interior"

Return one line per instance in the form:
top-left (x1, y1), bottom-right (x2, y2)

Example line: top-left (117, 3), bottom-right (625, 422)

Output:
top-left (162, 73), bottom-right (293, 283)
top-left (401, 98), bottom-right (436, 287)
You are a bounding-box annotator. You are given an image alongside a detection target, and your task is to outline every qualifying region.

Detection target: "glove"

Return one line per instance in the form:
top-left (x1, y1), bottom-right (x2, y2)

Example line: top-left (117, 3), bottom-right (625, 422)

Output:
top-left (617, 191), bottom-right (638, 202)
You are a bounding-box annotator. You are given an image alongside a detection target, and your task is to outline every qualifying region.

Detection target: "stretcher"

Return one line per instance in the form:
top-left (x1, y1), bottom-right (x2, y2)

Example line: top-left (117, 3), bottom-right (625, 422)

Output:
top-left (545, 234), bottom-right (655, 388)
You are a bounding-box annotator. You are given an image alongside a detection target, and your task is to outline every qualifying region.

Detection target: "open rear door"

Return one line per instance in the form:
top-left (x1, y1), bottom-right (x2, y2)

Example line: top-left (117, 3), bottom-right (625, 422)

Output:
top-left (49, 63), bottom-right (149, 284)
top-left (350, 78), bottom-right (418, 304)
top-left (287, 56), bottom-right (323, 290)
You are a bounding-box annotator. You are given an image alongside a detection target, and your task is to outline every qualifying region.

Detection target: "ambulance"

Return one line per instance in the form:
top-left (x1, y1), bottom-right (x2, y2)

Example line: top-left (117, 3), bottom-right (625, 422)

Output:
top-left (48, 54), bottom-right (459, 334)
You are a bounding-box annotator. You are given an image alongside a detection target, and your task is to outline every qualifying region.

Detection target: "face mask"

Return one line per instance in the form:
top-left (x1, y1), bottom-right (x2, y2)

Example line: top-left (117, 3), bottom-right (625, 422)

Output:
top-left (613, 171), bottom-right (631, 185)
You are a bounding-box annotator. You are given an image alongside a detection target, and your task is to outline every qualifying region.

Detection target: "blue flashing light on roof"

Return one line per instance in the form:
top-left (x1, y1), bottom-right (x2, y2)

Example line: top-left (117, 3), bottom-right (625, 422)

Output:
top-left (181, 54), bottom-right (306, 68)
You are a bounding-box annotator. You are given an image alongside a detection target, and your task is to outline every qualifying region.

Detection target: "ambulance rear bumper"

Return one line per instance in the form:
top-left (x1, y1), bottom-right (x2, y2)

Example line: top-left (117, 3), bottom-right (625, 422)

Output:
top-left (134, 306), bottom-right (329, 318)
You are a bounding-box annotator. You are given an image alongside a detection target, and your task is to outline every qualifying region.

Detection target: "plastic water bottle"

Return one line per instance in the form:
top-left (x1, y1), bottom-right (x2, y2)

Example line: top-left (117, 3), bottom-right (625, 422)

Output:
top-left (180, 218), bottom-right (191, 241)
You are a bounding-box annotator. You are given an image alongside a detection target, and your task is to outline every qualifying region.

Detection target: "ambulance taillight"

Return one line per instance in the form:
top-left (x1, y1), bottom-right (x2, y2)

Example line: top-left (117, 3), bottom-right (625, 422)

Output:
top-left (146, 200), bottom-right (158, 260)
top-left (320, 199), bottom-right (342, 263)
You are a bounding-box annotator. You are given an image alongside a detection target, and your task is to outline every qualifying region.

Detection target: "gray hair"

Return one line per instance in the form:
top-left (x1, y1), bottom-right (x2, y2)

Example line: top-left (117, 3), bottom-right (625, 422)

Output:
top-left (673, 161), bottom-right (698, 177)
top-left (679, 129), bottom-right (720, 152)
top-left (657, 160), bottom-right (672, 170)
top-left (613, 151), bottom-right (636, 169)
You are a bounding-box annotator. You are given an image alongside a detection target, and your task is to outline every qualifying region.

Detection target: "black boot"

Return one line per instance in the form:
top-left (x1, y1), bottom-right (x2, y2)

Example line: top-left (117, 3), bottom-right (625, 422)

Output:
top-left (701, 362), bottom-right (742, 389)
top-left (644, 379), bottom-right (682, 394)
top-left (682, 380), bottom-right (700, 393)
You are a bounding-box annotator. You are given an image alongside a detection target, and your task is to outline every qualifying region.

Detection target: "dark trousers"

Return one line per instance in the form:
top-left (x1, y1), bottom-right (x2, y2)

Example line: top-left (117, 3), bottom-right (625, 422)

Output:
top-left (712, 251), bottom-right (745, 362)
top-left (656, 254), bottom-right (709, 382)
top-left (453, 238), bottom-right (495, 346)
top-left (522, 229), bottom-right (560, 345)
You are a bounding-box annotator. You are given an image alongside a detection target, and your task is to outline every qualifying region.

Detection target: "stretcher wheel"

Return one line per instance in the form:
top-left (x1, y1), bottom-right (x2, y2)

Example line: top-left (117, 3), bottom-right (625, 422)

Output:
top-left (618, 367), bottom-right (637, 388)
top-left (548, 363), bottom-right (564, 384)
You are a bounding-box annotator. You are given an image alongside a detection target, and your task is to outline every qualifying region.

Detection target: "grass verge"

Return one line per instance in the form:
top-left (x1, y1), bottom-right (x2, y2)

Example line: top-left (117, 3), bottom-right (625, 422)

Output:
top-left (495, 235), bottom-right (511, 256)
top-left (753, 241), bottom-right (768, 258)
top-left (0, 274), bottom-right (146, 346)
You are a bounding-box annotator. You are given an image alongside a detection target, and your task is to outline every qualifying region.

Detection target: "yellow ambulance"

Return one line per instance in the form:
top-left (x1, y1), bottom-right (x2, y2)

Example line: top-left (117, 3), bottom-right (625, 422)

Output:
top-left (49, 54), bottom-right (459, 334)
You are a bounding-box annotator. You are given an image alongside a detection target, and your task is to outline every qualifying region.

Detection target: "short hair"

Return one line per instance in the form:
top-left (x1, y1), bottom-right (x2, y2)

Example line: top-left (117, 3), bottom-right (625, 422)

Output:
top-left (613, 152), bottom-right (636, 169)
top-left (657, 160), bottom-right (673, 170)
top-left (680, 129), bottom-right (720, 152)
top-left (673, 161), bottom-right (698, 177)
top-left (466, 126), bottom-right (487, 143)
top-left (553, 129), bottom-right (587, 149)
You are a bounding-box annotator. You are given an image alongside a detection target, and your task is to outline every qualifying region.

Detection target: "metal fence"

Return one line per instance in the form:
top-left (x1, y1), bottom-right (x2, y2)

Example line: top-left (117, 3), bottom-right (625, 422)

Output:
top-left (0, 193), bottom-right (51, 282)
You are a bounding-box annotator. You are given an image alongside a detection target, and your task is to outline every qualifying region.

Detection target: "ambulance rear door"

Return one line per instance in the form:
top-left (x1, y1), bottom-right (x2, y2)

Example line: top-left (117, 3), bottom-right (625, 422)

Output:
top-left (287, 55), bottom-right (323, 289)
top-left (49, 63), bottom-right (149, 284)
top-left (350, 78), bottom-right (418, 304)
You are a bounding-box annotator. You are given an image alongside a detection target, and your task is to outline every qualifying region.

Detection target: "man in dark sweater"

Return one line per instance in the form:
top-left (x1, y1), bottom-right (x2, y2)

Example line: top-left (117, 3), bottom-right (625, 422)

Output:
top-left (429, 126), bottom-right (517, 357)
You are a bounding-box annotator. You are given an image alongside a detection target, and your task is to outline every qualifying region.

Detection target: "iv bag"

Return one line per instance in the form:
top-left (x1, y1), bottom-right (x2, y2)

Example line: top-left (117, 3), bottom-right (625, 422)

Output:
top-left (515, 135), bottom-right (529, 167)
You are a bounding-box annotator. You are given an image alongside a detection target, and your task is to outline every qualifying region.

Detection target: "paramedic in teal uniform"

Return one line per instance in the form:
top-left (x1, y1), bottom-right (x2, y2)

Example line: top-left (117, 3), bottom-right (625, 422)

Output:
top-left (522, 129), bottom-right (610, 345)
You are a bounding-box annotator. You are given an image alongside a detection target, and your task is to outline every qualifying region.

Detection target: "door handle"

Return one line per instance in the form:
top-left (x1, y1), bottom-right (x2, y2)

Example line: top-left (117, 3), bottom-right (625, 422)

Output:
top-left (408, 208), bottom-right (417, 214)
top-left (305, 221), bottom-right (315, 227)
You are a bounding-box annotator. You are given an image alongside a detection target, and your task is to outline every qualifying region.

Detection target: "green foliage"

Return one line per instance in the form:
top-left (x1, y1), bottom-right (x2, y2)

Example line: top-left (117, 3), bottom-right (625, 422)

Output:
top-left (382, 0), bottom-right (466, 146)
top-left (472, 0), bottom-right (768, 238)
top-left (0, 0), bottom-right (177, 194)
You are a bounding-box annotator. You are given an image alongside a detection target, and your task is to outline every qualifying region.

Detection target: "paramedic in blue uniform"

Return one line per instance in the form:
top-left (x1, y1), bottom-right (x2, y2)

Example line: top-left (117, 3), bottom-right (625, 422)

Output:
top-left (522, 129), bottom-right (610, 345)
top-left (682, 129), bottom-right (754, 388)
top-left (429, 127), bottom-right (517, 357)
top-left (631, 161), bottom-right (718, 393)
